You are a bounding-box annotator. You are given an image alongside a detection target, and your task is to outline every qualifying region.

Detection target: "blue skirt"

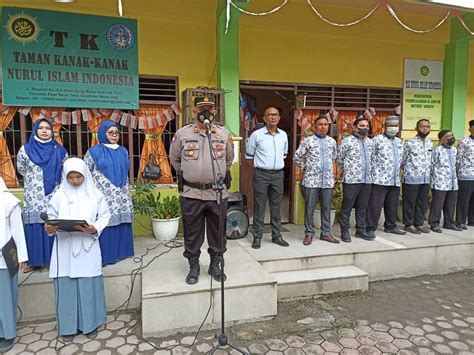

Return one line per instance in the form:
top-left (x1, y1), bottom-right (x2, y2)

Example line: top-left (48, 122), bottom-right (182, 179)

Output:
top-left (54, 276), bottom-right (106, 336)
top-left (25, 223), bottom-right (54, 267)
top-left (0, 269), bottom-right (18, 340)
top-left (99, 223), bottom-right (134, 266)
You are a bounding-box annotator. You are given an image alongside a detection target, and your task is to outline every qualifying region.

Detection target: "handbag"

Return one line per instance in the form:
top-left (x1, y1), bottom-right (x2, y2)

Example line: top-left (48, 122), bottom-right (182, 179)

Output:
top-left (143, 154), bottom-right (161, 180)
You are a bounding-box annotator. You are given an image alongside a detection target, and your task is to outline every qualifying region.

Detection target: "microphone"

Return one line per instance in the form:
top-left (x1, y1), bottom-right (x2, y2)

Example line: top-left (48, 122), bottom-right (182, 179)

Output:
top-left (40, 212), bottom-right (49, 223)
top-left (203, 118), bottom-right (212, 135)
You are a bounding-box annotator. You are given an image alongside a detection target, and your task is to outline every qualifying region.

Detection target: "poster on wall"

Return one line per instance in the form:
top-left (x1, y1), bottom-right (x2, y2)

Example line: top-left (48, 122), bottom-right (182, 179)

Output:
top-left (402, 59), bottom-right (443, 130)
top-left (1, 7), bottom-right (139, 109)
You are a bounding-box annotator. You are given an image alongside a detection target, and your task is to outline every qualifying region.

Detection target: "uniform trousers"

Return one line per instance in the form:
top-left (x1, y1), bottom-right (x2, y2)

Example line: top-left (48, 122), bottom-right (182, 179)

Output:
top-left (428, 190), bottom-right (458, 228)
top-left (402, 183), bottom-right (430, 227)
top-left (366, 184), bottom-right (400, 232)
top-left (252, 168), bottom-right (284, 240)
top-left (456, 180), bottom-right (474, 225)
top-left (180, 197), bottom-right (228, 259)
top-left (0, 270), bottom-right (18, 340)
top-left (470, 195), bottom-right (474, 224)
top-left (303, 187), bottom-right (333, 237)
top-left (339, 183), bottom-right (371, 233)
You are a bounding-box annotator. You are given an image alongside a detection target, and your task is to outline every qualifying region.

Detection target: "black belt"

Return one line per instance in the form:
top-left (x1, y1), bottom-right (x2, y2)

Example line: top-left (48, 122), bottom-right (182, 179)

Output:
top-left (184, 179), bottom-right (213, 190)
top-left (256, 167), bottom-right (283, 174)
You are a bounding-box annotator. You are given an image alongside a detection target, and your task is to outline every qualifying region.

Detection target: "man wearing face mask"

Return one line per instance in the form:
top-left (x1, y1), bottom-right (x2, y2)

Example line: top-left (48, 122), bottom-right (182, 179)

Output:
top-left (366, 116), bottom-right (405, 238)
top-left (428, 130), bottom-right (461, 233)
top-left (169, 95), bottom-right (234, 285)
top-left (336, 116), bottom-right (374, 242)
top-left (455, 120), bottom-right (474, 229)
top-left (293, 115), bottom-right (339, 245)
top-left (401, 119), bottom-right (433, 234)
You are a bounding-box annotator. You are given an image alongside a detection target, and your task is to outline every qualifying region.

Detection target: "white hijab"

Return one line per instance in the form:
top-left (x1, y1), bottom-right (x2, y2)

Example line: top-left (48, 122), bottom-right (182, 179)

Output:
top-left (54, 158), bottom-right (100, 256)
top-left (0, 177), bottom-right (20, 247)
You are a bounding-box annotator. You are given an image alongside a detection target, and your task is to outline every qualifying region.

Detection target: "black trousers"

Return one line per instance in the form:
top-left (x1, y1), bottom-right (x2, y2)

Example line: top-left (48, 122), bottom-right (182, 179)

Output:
top-left (366, 184), bottom-right (400, 232)
top-left (428, 190), bottom-right (458, 228)
top-left (402, 183), bottom-right (431, 227)
top-left (303, 187), bottom-right (333, 237)
top-left (456, 180), bottom-right (474, 225)
top-left (470, 194), bottom-right (474, 224)
top-left (339, 183), bottom-right (371, 233)
top-left (252, 168), bottom-right (284, 239)
top-left (180, 197), bottom-right (228, 259)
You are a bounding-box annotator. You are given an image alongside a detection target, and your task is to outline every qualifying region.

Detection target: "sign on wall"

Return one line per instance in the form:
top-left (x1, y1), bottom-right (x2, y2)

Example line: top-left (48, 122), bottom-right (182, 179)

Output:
top-left (1, 7), bottom-right (139, 109)
top-left (402, 59), bottom-right (443, 130)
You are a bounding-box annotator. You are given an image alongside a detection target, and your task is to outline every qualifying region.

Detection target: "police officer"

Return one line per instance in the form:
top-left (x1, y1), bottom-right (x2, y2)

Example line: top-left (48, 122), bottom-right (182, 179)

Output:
top-left (169, 95), bottom-right (234, 285)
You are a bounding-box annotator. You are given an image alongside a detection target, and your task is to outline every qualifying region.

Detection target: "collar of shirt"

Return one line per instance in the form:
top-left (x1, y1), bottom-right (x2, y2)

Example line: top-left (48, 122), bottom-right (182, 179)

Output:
top-left (351, 132), bottom-right (364, 140)
top-left (264, 126), bottom-right (280, 135)
top-left (383, 132), bottom-right (395, 140)
top-left (192, 122), bottom-right (216, 135)
top-left (314, 134), bottom-right (326, 139)
top-left (470, 135), bottom-right (474, 140)
top-left (442, 144), bottom-right (452, 149)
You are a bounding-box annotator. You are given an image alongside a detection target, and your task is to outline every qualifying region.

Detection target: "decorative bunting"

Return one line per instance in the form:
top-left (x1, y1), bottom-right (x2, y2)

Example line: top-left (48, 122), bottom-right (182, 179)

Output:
top-left (120, 112), bottom-right (130, 126)
top-left (71, 110), bottom-right (81, 124)
top-left (81, 109), bottom-right (90, 122)
top-left (18, 107), bottom-right (32, 115)
top-left (363, 107), bottom-right (376, 121)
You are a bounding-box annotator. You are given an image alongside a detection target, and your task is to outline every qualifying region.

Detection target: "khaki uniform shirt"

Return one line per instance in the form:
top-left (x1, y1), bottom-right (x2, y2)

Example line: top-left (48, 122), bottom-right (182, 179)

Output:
top-left (169, 122), bottom-right (234, 201)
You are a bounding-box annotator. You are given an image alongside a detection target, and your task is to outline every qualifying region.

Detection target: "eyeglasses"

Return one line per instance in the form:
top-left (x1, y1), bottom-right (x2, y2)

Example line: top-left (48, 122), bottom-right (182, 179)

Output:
top-left (266, 113), bottom-right (280, 118)
top-left (107, 131), bottom-right (120, 136)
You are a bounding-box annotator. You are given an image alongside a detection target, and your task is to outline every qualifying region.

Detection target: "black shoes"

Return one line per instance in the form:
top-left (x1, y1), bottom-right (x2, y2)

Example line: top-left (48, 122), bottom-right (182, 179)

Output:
top-left (431, 226), bottom-right (443, 233)
top-left (355, 231), bottom-right (375, 241)
top-left (404, 225), bottom-right (421, 234)
top-left (416, 226), bottom-right (431, 233)
top-left (186, 257), bottom-right (200, 285)
top-left (251, 238), bottom-right (261, 249)
top-left (384, 227), bottom-right (407, 235)
top-left (455, 224), bottom-right (467, 230)
top-left (0, 338), bottom-right (15, 352)
top-left (443, 224), bottom-right (463, 232)
top-left (340, 230), bottom-right (351, 242)
top-left (208, 255), bottom-right (227, 282)
top-left (271, 237), bottom-right (290, 247)
top-left (85, 329), bottom-right (97, 340)
top-left (61, 334), bottom-right (75, 343)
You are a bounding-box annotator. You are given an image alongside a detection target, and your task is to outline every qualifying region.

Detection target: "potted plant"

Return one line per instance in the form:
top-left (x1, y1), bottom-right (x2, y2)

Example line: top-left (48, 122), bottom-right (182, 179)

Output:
top-left (132, 181), bottom-right (181, 240)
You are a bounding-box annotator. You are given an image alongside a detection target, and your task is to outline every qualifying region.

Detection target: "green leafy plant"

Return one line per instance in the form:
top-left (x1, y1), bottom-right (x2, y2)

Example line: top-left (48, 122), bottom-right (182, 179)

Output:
top-left (132, 181), bottom-right (181, 219)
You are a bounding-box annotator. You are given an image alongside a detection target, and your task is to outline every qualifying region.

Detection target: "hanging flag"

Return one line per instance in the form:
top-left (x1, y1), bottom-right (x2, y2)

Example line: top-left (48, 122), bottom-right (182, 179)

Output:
top-left (81, 109), bottom-right (90, 121)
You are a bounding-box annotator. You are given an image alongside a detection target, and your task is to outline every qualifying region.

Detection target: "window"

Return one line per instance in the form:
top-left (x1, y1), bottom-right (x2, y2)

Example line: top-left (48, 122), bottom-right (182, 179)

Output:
top-left (1, 75), bottom-right (178, 187)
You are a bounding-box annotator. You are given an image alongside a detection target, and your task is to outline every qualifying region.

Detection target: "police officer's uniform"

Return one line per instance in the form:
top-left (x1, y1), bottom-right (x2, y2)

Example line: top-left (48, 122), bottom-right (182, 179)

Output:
top-left (169, 95), bottom-right (234, 284)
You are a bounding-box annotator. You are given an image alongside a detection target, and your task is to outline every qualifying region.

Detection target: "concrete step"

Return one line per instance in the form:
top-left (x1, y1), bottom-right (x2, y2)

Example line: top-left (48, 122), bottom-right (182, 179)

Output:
top-left (141, 260), bottom-right (278, 338)
top-left (272, 265), bottom-right (368, 300)
top-left (260, 252), bottom-right (353, 273)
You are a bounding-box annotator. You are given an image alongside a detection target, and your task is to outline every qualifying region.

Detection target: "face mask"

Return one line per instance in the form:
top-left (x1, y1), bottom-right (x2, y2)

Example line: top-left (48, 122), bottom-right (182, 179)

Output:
top-left (358, 128), bottom-right (369, 137)
top-left (417, 131), bottom-right (430, 138)
top-left (197, 110), bottom-right (214, 122)
top-left (446, 137), bottom-right (455, 146)
top-left (386, 127), bottom-right (399, 137)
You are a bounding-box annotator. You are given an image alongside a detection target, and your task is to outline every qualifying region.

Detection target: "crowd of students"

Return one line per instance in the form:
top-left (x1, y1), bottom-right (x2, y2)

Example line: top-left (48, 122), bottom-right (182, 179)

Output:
top-left (0, 119), bottom-right (134, 352)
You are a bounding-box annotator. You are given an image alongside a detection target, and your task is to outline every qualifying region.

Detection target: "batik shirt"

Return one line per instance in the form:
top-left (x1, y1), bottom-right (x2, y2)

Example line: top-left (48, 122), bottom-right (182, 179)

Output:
top-left (336, 133), bottom-right (373, 184)
top-left (84, 152), bottom-right (133, 226)
top-left (401, 136), bottom-right (433, 185)
top-left (457, 136), bottom-right (474, 181)
top-left (431, 145), bottom-right (458, 191)
top-left (293, 134), bottom-right (337, 188)
top-left (371, 134), bottom-right (403, 187)
top-left (16, 146), bottom-right (67, 224)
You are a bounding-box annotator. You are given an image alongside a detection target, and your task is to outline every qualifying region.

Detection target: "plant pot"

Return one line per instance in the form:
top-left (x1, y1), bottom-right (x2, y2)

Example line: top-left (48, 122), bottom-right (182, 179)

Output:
top-left (151, 217), bottom-right (180, 241)
top-left (314, 209), bottom-right (337, 229)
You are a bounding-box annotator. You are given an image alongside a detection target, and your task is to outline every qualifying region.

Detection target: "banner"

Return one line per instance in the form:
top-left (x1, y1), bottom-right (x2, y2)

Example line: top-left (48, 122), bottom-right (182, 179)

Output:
top-left (402, 59), bottom-right (443, 130)
top-left (1, 7), bottom-right (139, 109)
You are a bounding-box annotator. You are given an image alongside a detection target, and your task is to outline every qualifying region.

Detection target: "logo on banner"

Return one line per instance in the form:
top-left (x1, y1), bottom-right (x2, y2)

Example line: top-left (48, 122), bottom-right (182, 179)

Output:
top-left (106, 23), bottom-right (134, 51)
top-left (420, 66), bottom-right (429, 77)
top-left (5, 12), bottom-right (41, 44)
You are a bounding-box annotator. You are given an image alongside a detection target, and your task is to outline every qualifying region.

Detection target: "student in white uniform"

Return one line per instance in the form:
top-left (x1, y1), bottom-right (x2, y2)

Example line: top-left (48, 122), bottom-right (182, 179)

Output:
top-left (0, 177), bottom-right (28, 353)
top-left (45, 158), bottom-right (110, 342)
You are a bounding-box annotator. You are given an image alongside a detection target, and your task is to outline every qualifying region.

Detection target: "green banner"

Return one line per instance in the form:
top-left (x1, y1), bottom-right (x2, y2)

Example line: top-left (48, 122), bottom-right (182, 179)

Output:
top-left (1, 7), bottom-right (138, 109)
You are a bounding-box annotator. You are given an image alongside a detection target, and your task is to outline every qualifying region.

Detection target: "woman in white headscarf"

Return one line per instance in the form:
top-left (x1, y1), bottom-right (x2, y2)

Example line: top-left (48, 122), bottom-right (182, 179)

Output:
top-left (45, 158), bottom-right (110, 342)
top-left (0, 177), bottom-right (28, 353)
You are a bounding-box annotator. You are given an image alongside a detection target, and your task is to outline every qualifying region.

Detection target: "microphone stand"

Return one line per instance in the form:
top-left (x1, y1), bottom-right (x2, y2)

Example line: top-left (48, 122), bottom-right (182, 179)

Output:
top-left (205, 125), bottom-right (247, 355)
